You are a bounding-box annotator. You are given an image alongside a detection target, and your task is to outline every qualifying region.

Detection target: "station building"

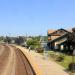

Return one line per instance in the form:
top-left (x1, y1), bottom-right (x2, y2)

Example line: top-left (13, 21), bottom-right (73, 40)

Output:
top-left (47, 28), bottom-right (71, 52)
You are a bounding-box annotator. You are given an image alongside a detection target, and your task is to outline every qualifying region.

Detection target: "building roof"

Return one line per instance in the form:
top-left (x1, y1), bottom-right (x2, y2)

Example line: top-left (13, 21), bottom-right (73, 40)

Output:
top-left (48, 28), bottom-right (71, 36)
top-left (47, 29), bottom-right (55, 34)
top-left (49, 34), bottom-right (67, 43)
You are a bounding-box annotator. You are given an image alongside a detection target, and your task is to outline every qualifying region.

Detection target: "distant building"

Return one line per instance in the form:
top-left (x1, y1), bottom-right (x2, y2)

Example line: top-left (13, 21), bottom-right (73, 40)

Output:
top-left (47, 28), bottom-right (71, 51)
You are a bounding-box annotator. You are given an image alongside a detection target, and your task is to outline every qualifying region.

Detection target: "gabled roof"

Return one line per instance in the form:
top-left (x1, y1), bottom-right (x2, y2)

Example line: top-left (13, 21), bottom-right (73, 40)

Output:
top-left (48, 28), bottom-right (71, 36)
top-left (48, 33), bottom-right (67, 43)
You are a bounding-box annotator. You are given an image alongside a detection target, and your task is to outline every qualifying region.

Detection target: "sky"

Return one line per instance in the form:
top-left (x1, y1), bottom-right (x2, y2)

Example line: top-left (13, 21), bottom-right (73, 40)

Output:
top-left (0, 0), bottom-right (75, 36)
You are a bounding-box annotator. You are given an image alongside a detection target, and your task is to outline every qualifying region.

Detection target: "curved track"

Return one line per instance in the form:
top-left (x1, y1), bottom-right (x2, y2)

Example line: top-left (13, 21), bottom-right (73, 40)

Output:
top-left (0, 44), bottom-right (36, 75)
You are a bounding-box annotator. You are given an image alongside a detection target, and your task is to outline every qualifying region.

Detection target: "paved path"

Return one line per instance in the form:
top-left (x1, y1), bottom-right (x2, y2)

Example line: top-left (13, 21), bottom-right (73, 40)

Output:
top-left (16, 46), bottom-right (69, 75)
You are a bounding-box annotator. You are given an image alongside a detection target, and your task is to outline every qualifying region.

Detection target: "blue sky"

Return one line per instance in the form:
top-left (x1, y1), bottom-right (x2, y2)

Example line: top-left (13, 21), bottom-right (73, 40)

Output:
top-left (0, 0), bottom-right (75, 36)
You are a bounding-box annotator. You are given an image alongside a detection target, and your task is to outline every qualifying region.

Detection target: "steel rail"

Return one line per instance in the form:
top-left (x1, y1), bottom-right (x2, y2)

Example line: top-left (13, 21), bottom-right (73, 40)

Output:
top-left (12, 46), bottom-right (36, 75)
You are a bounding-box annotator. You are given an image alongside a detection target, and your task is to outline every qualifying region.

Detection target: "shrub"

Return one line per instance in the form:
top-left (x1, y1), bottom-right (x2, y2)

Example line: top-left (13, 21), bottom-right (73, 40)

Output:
top-left (21, 44), bottom-right (25, 47)
top-left (56, 54), bottom-right (64, 62)
top-left (57, 56), bottom-right (64, 62)
top-left (26, 39), bottom-right (41, 50)
top-left (68, 63), bottom-right (75, 71)
top-left (30, 45), bottom-right (35, 50)
top-left (35, 48), bottom-right (44, 53)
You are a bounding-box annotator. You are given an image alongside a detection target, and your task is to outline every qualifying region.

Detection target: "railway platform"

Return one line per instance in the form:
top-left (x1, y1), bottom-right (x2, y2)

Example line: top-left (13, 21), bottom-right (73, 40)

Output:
top-left (15, 46), bottom-right (69, 75)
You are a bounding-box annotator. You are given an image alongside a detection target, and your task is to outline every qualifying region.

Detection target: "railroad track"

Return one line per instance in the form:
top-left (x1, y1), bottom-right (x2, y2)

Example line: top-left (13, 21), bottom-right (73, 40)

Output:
top-left (12, 46), bottom-right (36, 75)
top-left (0, 44), bottom-right (36, 75)
top-left (0, 45), bottom-right (10, 75)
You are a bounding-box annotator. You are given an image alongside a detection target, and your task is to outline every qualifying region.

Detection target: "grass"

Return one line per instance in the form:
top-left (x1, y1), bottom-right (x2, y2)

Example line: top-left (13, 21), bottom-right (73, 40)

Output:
top-left (42, 51), bottom-right (73, 69)
top-left (58, 55), bottom-right (72, 69)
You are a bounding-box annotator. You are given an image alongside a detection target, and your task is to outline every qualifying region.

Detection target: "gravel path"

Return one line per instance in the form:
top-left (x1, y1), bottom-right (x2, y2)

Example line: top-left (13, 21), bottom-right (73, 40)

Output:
top-left (0, 44), bottom-right (35, 75)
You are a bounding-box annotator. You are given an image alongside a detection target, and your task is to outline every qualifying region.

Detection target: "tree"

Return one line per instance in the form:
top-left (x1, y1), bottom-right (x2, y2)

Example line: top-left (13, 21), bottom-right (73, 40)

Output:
top-left (4, 36), bottom-right (11, 44)
top-left (26, 39), bottom-right (41, 49)
top-left (32, 36), bottom-right (41, 41)
top-left (15, 36), bottom-right (24, 45)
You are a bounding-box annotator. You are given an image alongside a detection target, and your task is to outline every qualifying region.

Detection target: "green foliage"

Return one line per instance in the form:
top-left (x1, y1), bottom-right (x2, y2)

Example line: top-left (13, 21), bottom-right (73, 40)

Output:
top-left (4, 36), bottom-right (11, 44)
top-left (30, 45), bottom-right (35, 50)
top-left (15, 36), bottom-right (24, 45)
top-left (68, 63), bottom-right (75, 71)
top-left (35, 47), bottom-right (44, 53)
top-left (47, 51), bottom-right (72, 69)
top-left (0, 36), bottom-right (4, 41)
top-left (58, 55), bottom-right (72, 68)
top-left (26, 38), bottom-right (41, 49)
top-left (43, 36), bottom-right (48, 41)
top-left (32, 36), bottom-right (41, 41)
top-left (56, 54), bottom-right (64, 62)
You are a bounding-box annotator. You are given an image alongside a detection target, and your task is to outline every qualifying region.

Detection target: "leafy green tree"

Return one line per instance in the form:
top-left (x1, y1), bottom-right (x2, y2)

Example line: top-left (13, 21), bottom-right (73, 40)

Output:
top-left (26, 39), bottom-right (41, 49)
top-left (32, 36), bottom-right (41, 41)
